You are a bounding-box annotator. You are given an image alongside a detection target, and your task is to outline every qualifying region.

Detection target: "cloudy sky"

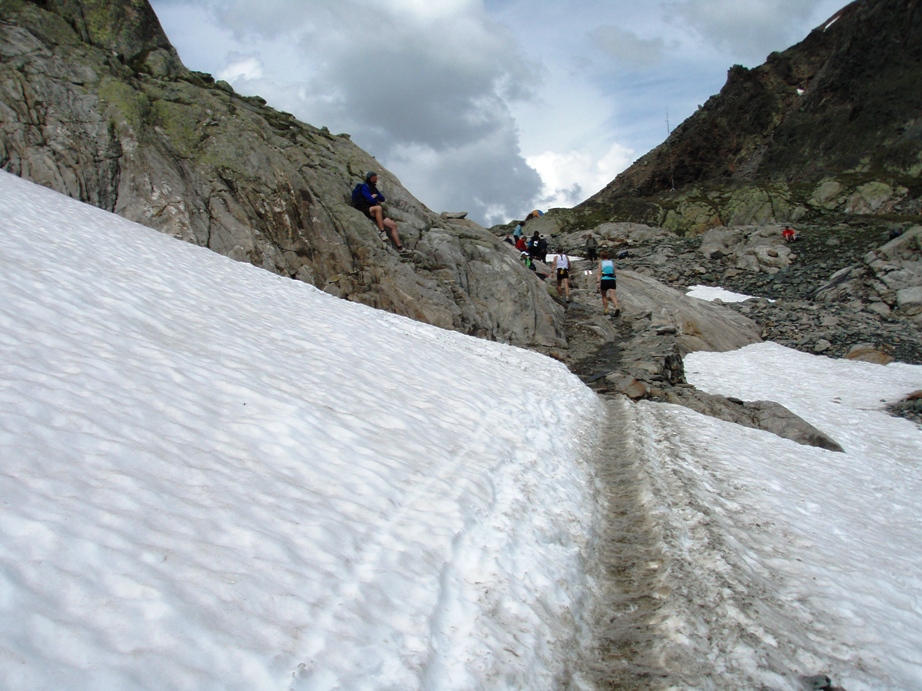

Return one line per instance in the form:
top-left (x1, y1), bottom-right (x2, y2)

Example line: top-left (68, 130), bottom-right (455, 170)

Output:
top-left (147, 0), bottom-right (849, 226)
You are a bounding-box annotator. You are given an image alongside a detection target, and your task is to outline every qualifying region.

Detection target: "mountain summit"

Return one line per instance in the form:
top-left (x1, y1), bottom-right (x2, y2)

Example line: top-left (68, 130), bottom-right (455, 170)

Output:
top-left (572, 0), bottom-right (921, 234)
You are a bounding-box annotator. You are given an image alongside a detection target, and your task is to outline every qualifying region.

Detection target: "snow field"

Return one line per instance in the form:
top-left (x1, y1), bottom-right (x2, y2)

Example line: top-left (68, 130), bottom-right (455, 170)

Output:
top-left (632, 343), bottom-right (922, 689)
top-left (0, 171), bottom-right (604, 690)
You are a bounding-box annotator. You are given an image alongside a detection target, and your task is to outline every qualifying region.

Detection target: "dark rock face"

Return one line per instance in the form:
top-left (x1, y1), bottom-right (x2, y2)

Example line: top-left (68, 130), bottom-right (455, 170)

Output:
top-left (25, 0), bottom-right (185, 76)
top-left (0, 0), bottom-right (566, 348)
top-left (888, 390), bottom-right (922, 426)
top-left (568, 0), bottom-right (922, 233)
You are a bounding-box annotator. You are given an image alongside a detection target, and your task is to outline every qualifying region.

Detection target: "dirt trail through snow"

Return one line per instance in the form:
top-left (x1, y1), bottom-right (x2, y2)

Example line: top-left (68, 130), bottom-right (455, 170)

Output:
top-left (583, 395), bottom-right (674, 689)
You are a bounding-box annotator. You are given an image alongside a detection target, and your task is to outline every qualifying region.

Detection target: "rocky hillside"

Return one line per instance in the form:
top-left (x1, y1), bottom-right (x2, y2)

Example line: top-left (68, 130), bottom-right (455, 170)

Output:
top-left (563, 0), bottom-right (922, 234)
top-left (0, 0), bottom-right (565, 348)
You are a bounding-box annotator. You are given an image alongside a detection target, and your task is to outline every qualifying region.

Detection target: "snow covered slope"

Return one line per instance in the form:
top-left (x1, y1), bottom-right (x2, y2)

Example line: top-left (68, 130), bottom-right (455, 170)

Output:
top-left (0, 171), bottom-right (603, 690)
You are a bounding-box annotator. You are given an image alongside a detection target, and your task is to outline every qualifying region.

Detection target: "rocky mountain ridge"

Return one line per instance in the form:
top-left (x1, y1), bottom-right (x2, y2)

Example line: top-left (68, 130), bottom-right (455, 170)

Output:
top-left (559, 0), bottom-right (922, 235)
top-left (0, 0), bottom-right (565, 348)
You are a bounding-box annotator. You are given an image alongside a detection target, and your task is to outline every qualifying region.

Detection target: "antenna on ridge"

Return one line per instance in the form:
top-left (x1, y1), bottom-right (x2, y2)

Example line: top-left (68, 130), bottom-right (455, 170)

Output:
top-left (666, 110), bottom-right (676, 191)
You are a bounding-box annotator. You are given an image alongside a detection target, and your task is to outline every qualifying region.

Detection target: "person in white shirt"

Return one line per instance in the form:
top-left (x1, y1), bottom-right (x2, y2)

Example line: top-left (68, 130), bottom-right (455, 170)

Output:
top-left (553, 249), bottom-right (571, 303)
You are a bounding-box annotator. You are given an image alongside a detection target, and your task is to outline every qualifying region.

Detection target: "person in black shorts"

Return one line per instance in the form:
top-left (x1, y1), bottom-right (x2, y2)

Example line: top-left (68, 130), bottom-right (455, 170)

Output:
top-left (354, 172), bottom-right (407, 254)
top-left (585, 232), bottom-right (597, 261)
top-left (553, 248), bottom-right (571, 303)
top-left (597, 249), bottom-right (620, 316)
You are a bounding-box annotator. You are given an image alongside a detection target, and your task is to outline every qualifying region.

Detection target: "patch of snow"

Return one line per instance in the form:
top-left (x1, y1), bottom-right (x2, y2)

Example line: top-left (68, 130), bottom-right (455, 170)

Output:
top-left (639, 342), bottom-right (922, 689)
top-left (685, 284), bottom-right (772, 303)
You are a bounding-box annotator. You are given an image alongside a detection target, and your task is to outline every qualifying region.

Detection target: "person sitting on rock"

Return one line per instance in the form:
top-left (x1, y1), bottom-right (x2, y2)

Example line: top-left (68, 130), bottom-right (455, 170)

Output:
top-left (355, 172), bottom-right (408, 254)
top-left (782, 227), bottom-right (799, 243)
top-left (521, 251), bottom-right (536, 272)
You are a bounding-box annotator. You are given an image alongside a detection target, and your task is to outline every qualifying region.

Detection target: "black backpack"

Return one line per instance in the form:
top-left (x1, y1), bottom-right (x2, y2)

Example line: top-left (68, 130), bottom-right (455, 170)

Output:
top-left (351, 183), bottom-right (364, 209)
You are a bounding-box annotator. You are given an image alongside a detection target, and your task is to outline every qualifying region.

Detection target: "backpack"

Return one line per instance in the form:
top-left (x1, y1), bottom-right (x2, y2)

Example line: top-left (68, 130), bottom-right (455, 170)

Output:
top-left (601, 259), bottom-right (615, 276)
top-left (351, 183), bottom-right (364, 209)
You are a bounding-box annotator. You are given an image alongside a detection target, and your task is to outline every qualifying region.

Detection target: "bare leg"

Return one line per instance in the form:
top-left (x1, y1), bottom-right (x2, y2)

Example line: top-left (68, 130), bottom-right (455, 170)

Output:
top-left (368, 205), bottom-right (385, 231)
top-left (383, 217), bottom-right (403, 249)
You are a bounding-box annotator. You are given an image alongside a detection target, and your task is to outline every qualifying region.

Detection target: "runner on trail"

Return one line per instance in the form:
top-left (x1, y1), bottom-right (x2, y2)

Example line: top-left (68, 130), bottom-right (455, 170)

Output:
top-left (597, 249), bottom-right (620, 316)
top-left (553, 248), bottom-right (571, 303)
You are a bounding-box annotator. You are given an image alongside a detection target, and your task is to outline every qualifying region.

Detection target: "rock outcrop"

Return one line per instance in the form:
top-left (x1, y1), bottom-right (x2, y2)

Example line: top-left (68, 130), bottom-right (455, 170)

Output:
top-left (554, 259), bottom-right (849, 450)
top-left (663, 389), bottom-right (844, 452)
top-left (0, 0), bottom-right (565, 348)
top-left (812, 226), bottom-right (922, 320)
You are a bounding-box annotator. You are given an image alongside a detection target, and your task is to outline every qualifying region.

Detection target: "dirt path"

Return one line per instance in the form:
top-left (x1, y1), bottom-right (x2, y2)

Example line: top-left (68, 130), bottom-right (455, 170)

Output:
top-left (581, 395), bottom-right (675, 690)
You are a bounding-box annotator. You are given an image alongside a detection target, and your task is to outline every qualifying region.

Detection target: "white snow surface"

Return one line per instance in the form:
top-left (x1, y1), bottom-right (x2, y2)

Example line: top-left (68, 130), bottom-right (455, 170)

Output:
top-left (686, 284), bottom-right (770, 303)
top-left (0, 172), bottom-right (603, 689)
top-left (2, 170), bottom-right (922, 690)
top-left (650, 344), bottom-right (922, 689)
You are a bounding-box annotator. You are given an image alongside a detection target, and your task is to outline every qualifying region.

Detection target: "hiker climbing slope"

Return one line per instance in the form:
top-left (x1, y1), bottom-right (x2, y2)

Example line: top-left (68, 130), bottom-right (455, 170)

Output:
top-left (553, 248), bottom-right (571, 303)
top-left (597, 249), bottom-right (620, 316)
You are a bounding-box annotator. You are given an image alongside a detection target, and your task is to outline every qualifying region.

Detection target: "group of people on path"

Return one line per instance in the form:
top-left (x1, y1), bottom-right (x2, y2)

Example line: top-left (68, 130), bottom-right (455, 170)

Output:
top-left (351, 180), bottom-right (620, 315)
top-left (505, 215), bottom-right (621, 315)
top-left (508, 227), bottom-right (549, 263)
top-left (550, 248), bottom-right (619, 315)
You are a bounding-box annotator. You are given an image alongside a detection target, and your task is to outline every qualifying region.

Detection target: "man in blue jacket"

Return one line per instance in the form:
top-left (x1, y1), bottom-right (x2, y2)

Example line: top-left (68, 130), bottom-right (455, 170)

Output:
top-left (354, 172), bottom-right (407, 254)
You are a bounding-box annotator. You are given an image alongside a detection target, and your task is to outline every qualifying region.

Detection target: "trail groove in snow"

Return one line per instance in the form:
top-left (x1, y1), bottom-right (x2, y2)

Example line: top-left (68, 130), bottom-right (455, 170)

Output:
top-left (585, 396), bottom-right (671, 689)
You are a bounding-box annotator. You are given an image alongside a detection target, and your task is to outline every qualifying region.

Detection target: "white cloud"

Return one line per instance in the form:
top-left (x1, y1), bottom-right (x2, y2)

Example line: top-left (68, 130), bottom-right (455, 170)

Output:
top-left (527, 141), bottom-right (634, 211)
top-left (386, 127), bottom-right (542, 225)
top-left (216, 54), bottom-right (263, 82)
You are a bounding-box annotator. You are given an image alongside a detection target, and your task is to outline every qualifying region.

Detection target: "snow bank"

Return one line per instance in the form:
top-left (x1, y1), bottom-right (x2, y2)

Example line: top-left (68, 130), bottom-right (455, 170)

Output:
top-left (0, 171), bottom-right (603, 690)
top-left (634, 342), bottom-right (922, 689)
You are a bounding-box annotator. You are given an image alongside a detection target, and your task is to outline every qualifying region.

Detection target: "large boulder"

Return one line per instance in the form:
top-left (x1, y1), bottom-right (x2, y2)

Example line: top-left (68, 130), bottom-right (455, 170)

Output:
top-left (813, 226), bottom-right (922, 322)
top-left (699, 225), bottom-right (794, 273)
top-left (616, 270), bottom-right (763, 355)
top-left (665, 388), bottom-right (844, 451)
top-left (0, 0), bottom-right (565, 348)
